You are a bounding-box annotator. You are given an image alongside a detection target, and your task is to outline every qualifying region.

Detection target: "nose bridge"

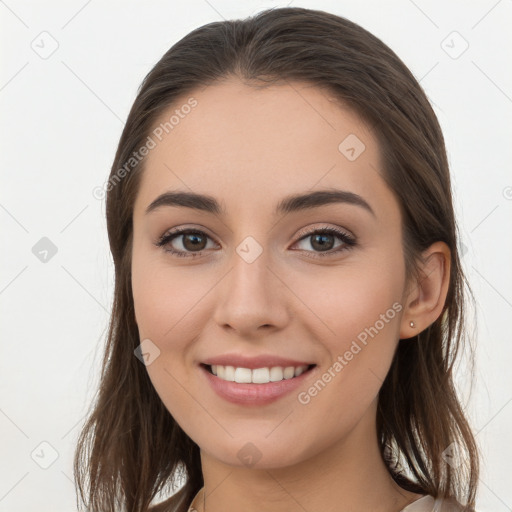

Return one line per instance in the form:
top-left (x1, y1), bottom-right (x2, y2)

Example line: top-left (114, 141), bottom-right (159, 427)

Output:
top-left (229, 234), bottom-right (276, 305)
top-left (231, 237), bottom-right (271, 293)
top-left (212, 233), bottom-right (290, 333)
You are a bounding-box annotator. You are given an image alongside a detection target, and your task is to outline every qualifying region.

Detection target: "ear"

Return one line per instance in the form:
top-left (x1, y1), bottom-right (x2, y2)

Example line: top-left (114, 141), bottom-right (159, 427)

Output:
top-left (399, 241), bottom-right (451, 340)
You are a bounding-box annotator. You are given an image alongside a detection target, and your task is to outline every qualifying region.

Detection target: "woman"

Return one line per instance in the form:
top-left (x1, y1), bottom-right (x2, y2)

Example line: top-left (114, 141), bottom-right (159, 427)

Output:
top-left (74, 7), bottom-right (480, 512)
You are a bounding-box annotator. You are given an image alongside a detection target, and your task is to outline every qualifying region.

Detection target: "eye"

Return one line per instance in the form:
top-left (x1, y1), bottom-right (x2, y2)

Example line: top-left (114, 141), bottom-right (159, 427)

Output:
top-left (291, 226), bottom-right (356, 259)
top-left (155, 225), bottom-right (357, 259)
top-left (155, 228), bottom-right (218, 258)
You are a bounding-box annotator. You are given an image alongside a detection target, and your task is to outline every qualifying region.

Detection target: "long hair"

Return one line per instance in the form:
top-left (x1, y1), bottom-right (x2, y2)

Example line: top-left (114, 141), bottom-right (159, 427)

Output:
top-left (74, 7), bottom-right (479, 511)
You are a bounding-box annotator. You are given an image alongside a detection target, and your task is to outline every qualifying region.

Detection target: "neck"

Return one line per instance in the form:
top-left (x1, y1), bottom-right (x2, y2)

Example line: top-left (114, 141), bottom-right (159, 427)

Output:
top-left (193, 399), bottom-right (423, 512)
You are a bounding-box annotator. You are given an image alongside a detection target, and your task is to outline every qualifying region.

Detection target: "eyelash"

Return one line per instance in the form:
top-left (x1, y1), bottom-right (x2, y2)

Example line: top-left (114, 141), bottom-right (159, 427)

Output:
top-left (155, 226), bottom-right (357, 260)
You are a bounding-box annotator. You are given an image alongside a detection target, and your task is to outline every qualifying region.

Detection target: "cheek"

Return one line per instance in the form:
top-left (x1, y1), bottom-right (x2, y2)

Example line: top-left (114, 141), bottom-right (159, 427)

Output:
top-left (131, 249), bottom-right (218, 350)
top-left (131, 242), bottom-right (175, 337)
top-left (131, 251), bottom-right (213, 425)
top-left (290, 257), bottom-right (404, 346)
top-left (292, 278), bottom-right (404, 448)
top-left (288, 254), bottom-right (404, 413)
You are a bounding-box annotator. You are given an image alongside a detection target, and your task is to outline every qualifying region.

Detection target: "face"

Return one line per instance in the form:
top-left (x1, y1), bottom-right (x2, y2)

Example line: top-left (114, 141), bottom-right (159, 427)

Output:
top-left (131, 78), bottom-right (409, 469)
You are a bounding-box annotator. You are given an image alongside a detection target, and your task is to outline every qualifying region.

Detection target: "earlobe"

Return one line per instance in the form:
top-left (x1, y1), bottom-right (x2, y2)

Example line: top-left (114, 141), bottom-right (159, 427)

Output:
top-left (399, 241), bottom-right (451, 339)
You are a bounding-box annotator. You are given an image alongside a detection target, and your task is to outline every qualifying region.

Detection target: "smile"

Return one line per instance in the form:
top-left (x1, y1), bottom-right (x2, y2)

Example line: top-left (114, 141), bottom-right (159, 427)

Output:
top-left (204, 363), bottom-right (315, 384)
top-left (200, 363), bottom-right (317, 406)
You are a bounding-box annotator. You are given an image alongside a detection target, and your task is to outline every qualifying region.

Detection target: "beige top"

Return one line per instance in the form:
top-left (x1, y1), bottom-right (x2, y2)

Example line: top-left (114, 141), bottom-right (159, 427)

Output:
top-left (186, 487), bottom-right (462, 512)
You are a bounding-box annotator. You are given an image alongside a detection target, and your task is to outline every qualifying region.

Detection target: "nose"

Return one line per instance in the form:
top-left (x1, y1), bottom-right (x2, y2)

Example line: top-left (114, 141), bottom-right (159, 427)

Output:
top-left (212, 244), bottom-right (291, 338)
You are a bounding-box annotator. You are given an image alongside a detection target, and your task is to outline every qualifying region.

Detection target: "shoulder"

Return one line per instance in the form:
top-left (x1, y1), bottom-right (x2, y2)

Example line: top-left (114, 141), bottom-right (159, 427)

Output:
top-left (149, 487), bottom-right (188, 512)
top-left (439, 496), bottom-right (478, 512)
top-left (402, 495), bottom-right (476, 512)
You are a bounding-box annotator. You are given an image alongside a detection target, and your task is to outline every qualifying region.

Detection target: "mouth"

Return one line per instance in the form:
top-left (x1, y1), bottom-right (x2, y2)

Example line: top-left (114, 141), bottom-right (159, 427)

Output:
top-left (200, 363), bottom-right (317, 384)
top-left (199, 361), bottom-right (318, 405)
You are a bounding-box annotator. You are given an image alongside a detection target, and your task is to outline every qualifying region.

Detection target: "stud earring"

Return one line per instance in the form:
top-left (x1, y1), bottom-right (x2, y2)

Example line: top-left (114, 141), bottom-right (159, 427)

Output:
top-left (409, 321), bottom-right (415, 328)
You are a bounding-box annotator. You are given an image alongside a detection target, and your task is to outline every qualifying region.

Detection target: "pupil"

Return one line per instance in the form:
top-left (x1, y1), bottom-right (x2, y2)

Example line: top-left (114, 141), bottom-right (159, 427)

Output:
top-left (184, 233), bottom-right (205, 251)
top-left (312, 234), bottom-right (333, 251)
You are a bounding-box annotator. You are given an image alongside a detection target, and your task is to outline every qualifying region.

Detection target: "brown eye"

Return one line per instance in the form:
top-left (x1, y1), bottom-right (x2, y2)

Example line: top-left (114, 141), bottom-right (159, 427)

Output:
top-left (309, 232), bottom-right (336, 251)
top-left (156, 228), bottom-right (217, 257)
top-left (181, 232), bottom-right (207, 251)
top-left (292, 227), bottom-right (356, 258)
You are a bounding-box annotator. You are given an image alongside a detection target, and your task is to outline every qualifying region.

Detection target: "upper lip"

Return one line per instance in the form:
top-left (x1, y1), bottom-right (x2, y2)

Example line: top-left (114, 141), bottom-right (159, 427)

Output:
top-left (201, 354), bottom-right (315, 370)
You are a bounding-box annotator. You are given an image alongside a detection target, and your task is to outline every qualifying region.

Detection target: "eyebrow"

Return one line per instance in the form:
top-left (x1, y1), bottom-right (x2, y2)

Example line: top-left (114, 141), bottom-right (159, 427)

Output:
top-left (145, 188), bottom-right (375, 217)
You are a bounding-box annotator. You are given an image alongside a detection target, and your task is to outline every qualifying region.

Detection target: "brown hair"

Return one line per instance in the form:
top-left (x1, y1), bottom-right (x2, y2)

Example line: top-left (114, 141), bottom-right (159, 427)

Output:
top-left (74, 6), bottom-right (479, 511)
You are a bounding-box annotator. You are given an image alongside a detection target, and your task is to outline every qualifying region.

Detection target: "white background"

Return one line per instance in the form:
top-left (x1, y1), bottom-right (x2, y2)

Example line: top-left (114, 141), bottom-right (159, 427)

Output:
top-left (0, 1), bottom-right (511, 510)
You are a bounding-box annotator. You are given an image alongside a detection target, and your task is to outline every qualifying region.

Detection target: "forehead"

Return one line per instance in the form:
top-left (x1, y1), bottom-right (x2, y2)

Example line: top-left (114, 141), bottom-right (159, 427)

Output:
top-left (134, 78), bottom-right (396, 222)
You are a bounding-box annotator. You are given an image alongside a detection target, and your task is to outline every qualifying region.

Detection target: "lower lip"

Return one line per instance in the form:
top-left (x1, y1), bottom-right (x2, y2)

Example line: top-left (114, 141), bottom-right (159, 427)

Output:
top-left (200, 364), bottom-right (316, 406)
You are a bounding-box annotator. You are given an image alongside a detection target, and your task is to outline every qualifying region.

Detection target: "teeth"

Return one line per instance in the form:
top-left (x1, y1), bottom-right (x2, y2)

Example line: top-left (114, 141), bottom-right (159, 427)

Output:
top-left (209, 364), bottom-right (310, 384)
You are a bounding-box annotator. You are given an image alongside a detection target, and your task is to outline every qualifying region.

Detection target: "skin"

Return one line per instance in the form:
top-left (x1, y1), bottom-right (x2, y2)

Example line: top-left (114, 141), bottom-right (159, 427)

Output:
top-left (131, 77), bottom-right (451, 512)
